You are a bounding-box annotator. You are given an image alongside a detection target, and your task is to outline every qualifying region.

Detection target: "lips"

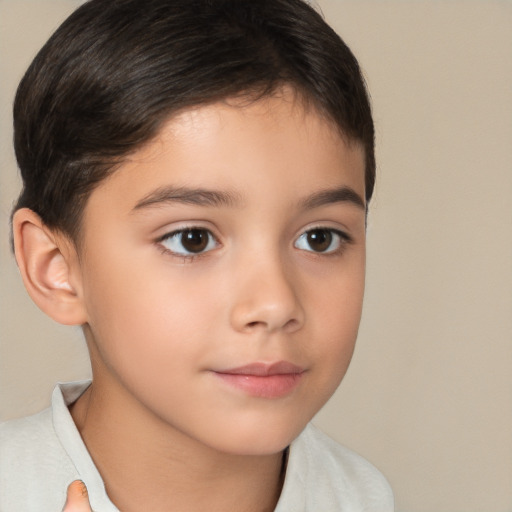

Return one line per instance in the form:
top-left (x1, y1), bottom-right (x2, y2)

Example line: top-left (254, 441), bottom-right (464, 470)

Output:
top-left (213, 361), bottom-right (305, 398)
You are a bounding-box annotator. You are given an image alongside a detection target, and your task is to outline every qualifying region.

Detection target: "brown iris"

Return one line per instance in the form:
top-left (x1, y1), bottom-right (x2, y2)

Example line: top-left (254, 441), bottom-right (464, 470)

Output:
top-left (180, 229), bottom-right (209, 253)
top-left (306, 229), bottom-right (333, 252)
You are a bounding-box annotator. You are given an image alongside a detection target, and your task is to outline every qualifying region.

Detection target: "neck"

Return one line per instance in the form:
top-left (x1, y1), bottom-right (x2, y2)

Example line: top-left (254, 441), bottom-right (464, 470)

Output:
top-left (70, 378), bottom-right (285, 512)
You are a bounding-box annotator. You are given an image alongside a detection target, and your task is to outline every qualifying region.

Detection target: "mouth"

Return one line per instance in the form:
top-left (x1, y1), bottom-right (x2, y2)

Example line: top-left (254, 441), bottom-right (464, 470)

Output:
top-left (212, 361), bottom-right (305, 399)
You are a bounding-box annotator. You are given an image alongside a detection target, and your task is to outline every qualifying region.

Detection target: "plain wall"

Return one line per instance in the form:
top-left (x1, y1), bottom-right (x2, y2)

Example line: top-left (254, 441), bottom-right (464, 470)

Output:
top-left (1, 1), bottom-right (511, 511)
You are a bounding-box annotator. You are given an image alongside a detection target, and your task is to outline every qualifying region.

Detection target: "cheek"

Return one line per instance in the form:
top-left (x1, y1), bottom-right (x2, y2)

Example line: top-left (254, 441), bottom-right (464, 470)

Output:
top-left (307, 260), bottom-right (365, 386)
top-left (81, 250), bottom-right (219, 378)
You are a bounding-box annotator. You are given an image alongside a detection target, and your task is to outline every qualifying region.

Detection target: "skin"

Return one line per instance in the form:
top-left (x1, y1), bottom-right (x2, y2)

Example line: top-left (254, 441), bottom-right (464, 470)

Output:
top-left (17, 91), bottom-right (367, 511)
top-left (63, 481), bottom-right (91, 512)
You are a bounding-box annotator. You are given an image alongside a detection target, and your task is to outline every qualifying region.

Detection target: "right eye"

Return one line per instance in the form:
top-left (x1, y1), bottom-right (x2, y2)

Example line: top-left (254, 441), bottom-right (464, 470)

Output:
top-left (294, 227), bottom-right (350, 254)
top-left (159, 228), bottom-right (218, 256)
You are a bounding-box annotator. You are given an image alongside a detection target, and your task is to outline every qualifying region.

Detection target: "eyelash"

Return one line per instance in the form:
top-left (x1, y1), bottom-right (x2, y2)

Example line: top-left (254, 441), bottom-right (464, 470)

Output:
top-left (157, 227), bottom-right (220, 260)
top-left (156, 226), bottom-right (352, 260)
top-left (294, 227), bottom-right (352, 255)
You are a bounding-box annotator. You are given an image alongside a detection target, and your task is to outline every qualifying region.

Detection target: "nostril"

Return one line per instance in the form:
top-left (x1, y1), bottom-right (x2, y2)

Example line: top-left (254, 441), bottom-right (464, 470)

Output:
top-left (243, 318), bottom-right (300, 332)
top-left (231, 290), bottom-right (305, 334)
top-left (284, 318), bottom-right (301, 332)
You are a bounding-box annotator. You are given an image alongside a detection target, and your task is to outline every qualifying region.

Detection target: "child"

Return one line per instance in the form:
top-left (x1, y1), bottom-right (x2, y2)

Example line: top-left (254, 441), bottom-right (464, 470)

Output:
top-left (0, 0), bottom-right (393, 510)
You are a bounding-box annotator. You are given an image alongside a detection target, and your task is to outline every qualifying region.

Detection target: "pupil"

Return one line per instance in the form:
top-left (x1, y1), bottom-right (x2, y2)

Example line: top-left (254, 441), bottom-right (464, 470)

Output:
top-left (182, 229), bottom-right (208, 253)
top-left (307, 229), bottom-right (332, 252)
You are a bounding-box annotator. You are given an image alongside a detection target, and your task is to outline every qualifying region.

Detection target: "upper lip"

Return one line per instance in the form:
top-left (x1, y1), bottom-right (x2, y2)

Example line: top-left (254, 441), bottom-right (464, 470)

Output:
top-left (215, 361), bottom-right (305, 376)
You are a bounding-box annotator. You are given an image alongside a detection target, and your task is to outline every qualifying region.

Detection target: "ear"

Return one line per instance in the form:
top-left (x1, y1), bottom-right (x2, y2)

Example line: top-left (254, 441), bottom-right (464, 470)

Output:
top-left (12, 208), bottom-right (87, 326)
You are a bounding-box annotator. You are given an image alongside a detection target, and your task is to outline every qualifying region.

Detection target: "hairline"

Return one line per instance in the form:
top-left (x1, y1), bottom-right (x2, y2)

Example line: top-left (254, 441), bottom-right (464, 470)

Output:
top-left (64, 84), bottom-right (368, 255)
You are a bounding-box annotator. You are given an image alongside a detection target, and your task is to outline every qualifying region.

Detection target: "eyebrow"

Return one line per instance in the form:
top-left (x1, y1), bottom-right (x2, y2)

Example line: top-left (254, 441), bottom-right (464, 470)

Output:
top-left (299, 186), bottom-right (366, 211)
top-left (132, 184), bottom-right (365, 213)
top-left (132, 186), bottom-right (241, 211)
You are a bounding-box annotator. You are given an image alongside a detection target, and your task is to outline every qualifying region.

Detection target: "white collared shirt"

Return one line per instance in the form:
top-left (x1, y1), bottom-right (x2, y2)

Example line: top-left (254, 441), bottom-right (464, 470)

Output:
top-left (0, 381), bottom-right (393, 511)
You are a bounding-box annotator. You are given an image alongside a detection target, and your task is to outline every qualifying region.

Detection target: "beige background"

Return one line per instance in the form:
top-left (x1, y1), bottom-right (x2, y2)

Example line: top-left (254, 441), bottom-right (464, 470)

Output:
top-left (1, 1), bottom-right (511, 511)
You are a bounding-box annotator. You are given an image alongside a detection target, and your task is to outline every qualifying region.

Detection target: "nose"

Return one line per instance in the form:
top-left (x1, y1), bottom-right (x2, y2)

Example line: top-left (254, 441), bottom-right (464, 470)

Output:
top-left (229, 254), bottom-right (305, 335)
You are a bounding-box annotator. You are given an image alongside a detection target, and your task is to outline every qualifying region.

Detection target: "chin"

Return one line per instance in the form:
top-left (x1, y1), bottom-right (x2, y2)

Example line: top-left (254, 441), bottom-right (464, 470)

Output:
top-left (206, 416), bottom-right (309, 456)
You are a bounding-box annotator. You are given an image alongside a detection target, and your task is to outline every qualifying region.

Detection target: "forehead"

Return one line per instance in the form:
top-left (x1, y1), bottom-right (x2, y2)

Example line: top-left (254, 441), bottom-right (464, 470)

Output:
top-left (82, 92), bottom-right (365, 222)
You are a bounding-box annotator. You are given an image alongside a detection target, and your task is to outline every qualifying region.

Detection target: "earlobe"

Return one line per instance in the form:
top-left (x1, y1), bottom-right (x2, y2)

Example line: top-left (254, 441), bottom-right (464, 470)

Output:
top-left (12, 208), bottom-right (87, 326)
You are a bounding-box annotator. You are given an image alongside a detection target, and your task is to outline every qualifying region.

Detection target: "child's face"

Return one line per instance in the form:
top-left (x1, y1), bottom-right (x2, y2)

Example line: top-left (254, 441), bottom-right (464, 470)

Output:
top-left (75, 90), bottom-right (367, 455)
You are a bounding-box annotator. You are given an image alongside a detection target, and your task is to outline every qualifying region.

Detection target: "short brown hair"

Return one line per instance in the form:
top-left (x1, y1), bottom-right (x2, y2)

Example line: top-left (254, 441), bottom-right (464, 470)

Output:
top-left (13, 0), bottom-right (375, 241)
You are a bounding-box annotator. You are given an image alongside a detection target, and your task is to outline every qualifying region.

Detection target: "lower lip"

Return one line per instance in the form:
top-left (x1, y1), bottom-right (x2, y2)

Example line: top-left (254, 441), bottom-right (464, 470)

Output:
top-left (214, 372), bottom-right (303, 398)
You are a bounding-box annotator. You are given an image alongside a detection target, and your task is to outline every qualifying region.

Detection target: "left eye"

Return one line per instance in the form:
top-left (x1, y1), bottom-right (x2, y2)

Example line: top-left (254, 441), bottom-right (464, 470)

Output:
top-left (294, 228), bottom-right (348, 253)
top-left (160, 228), bottom-right (218, 255)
